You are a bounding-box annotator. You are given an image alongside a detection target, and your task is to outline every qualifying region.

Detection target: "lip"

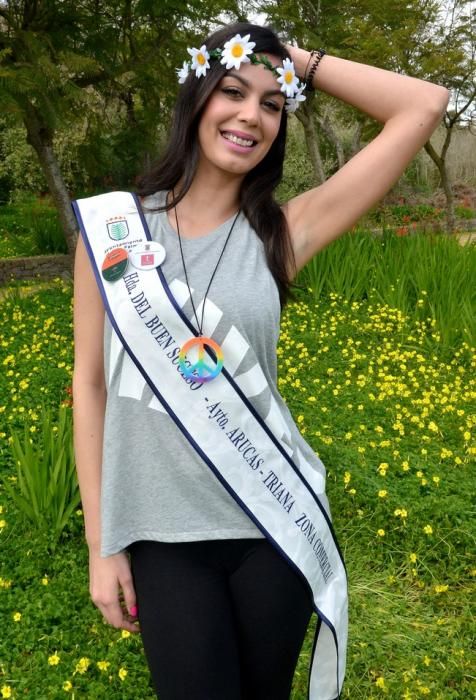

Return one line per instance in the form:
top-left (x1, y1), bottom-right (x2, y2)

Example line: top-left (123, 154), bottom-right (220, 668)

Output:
top-left (220, 130), bottom-right (259, 153)
top-left (221, 129), bottom-right (258, 142)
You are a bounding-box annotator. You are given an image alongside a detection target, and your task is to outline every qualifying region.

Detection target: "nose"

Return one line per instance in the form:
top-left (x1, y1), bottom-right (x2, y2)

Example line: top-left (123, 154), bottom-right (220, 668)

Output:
top-left (237, 96), bottom-right (260, 125)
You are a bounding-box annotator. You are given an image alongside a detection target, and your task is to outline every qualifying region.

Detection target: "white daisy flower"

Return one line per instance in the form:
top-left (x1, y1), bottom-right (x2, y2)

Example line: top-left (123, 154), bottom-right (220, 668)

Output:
top-left (220, 33), bottom-right (256, 70)
top-left (285, 83), bottom-right (307, 113)
top-left (176, 61), bottom-right (190, 84)
top-left (187, 45), bottom-right (210, 78)
top-left (276, 58), bottom-right (300, 98)
top-left (285, 98), bottom-right (298, 114)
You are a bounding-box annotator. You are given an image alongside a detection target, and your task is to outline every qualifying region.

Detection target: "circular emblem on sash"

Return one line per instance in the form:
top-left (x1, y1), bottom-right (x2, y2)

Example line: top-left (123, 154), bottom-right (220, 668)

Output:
top-left (101, 247), bottom-right (128, 282)
top-left (179, 337), bottom-right (224, 383)
top-left (129, 242), bottom-right (166, 271)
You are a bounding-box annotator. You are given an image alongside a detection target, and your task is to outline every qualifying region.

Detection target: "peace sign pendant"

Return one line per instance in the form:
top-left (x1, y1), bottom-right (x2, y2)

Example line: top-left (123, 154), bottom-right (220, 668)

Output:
top-left (178, 336), bottom-right (224, 383)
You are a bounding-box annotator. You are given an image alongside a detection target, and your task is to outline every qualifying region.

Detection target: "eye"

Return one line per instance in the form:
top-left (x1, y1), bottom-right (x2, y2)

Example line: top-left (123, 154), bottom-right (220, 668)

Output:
top-left (263, 100), bottom-right (282, 113)
top-left (222, 87), bottom-right (243, 98)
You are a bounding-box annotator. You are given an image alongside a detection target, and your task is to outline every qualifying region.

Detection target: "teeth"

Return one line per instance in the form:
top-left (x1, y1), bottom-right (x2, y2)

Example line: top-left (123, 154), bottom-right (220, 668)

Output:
top-left (223, 132), bottom-right (255, 147)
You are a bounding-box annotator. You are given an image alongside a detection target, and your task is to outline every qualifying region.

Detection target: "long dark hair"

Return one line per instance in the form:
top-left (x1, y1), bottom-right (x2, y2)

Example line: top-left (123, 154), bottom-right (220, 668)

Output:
top-left (136, 22), bottom-right (297, 307)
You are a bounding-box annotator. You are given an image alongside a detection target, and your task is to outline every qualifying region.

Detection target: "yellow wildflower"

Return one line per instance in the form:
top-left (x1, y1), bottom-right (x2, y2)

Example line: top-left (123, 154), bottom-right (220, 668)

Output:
top-left (1, 686), bottom-right (12, 699)
top-left (378, 490), bottom-right (387, 498)
top-left (118, 667), bottom-right (128, 681)
top-left (394, 508), bottom-right (408, 519)
top-left (75, 657), bottom-right (90, 674)
top-left (63, 680), bottom-right (72, 691)
top-left (48, 652), bottom-right (60, 665)
top-left (13, 611), bottom-right (21, 622)
top-left (423, 524), bottom-right (433, 535)
top-left (377, 529), bottom-right (385, 537)
top-left (97, 660), bottom-right (110, 672)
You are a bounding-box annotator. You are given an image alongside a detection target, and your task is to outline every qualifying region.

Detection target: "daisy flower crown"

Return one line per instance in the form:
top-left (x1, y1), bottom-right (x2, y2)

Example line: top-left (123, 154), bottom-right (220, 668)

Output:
top-left (176, 33), bottom-right (307, 114)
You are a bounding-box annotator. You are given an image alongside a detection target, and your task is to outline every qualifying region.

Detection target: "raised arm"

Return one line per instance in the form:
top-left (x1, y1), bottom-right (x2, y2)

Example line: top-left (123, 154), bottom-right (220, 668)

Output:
top-left (282, 47), bottom-right (450, 271)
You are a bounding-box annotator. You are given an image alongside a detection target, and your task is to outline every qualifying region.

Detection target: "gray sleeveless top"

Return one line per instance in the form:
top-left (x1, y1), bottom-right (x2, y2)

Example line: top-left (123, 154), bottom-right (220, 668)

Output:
top-left (100, 191), bottom-right (330, 557)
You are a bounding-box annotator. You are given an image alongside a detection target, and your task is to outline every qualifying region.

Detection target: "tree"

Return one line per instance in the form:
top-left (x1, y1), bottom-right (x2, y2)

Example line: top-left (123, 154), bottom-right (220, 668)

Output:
top-left (344, 0), bottom-right (475, 233)
top-left (0, 0), bottom-right (239, 253)
top-left (260, 0), bottom-right (369, 185)
top-left (260, 0), bottom-right (475, 232)
top-left (421, 0), bottom-right (476, 233)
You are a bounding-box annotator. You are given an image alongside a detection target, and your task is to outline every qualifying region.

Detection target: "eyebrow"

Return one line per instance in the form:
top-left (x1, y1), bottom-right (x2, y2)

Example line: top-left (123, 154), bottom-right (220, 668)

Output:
top-left (225, 71), bottom-right (285, 99)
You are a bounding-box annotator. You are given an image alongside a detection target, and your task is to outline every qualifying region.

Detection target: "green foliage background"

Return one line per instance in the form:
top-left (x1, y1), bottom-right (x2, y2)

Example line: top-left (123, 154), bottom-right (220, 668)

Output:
top-left (0, 273), bottom-right (474, 699)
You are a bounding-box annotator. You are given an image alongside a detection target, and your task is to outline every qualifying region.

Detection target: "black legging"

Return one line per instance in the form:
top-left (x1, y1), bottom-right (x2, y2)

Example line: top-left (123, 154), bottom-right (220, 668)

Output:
top-left (127, 538), bottom-right (314, 700)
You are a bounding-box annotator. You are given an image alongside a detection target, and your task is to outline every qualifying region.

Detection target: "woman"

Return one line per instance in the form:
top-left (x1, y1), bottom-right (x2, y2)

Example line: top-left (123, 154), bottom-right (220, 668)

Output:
top-left (72, 21), bottom-right (448, 700)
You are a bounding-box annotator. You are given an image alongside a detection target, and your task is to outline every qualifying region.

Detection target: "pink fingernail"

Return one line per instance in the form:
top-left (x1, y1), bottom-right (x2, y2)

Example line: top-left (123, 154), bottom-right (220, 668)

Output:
top-left (130, 605), bottom-right (138, 616)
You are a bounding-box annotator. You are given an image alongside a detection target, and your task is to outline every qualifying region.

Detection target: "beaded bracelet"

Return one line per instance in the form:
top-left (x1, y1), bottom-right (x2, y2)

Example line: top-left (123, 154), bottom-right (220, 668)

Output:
top-left (304, 51), bottom-right (315, 83)
top-left (305, 49), bottom-right (326, 91)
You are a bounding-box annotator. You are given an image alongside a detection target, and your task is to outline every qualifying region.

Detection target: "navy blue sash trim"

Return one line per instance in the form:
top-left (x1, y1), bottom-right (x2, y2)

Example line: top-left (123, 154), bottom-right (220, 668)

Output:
top-left (73, 195), bottom-right (344, 699)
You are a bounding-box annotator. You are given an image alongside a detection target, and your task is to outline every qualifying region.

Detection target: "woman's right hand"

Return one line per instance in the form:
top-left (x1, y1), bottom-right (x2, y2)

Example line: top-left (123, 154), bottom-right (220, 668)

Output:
top-left (88, 549), bottom-right (140, 633)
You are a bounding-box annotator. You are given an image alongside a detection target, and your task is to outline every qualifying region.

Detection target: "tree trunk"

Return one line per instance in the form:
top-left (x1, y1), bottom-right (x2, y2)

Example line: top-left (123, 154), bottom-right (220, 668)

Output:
top-left (295, 97), bottom-right (326, 184)
top-left (424, 134), bottom-right (455, 235)
top-left (317, 106), bottom-right (345, 169)
top-left (350, 122), bottom-right (363, 158)
top-left (22, 102), bottom-right (78, 254)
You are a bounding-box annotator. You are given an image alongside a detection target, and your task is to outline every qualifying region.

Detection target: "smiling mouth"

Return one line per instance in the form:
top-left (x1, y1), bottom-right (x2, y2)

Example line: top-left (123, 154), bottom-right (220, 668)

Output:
top-left (221, 131), bottom-right (257, 147)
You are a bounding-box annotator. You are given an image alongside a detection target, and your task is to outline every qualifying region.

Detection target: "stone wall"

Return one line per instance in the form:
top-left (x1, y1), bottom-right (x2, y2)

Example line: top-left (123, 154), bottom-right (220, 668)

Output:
top-left (0, 254), bottom-right (73, 286)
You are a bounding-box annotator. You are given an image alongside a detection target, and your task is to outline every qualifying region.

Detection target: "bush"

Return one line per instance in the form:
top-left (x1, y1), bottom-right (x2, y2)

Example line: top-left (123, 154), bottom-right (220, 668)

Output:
top-left (2, 404), bottom-right (80, 550)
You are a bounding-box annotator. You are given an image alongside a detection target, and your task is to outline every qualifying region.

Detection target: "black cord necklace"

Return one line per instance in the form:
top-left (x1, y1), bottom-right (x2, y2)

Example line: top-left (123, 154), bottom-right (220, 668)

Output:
top-left (172, 191), bottom-right (241, 383)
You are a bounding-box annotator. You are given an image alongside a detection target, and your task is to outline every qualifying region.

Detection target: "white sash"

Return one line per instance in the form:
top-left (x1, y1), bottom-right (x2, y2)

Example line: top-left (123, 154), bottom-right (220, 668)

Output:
top-left (73, 191), bottom-right (348, 700)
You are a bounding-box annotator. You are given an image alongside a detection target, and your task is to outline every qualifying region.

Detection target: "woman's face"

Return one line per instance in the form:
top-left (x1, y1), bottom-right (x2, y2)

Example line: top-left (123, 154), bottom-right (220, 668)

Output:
top-left (197, 53), bottom-right (286, 178)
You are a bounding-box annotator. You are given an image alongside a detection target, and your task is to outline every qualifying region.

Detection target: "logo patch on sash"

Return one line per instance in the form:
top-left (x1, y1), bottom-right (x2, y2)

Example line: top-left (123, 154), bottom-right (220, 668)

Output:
top-left (106, 216), bottom-right (129, 241)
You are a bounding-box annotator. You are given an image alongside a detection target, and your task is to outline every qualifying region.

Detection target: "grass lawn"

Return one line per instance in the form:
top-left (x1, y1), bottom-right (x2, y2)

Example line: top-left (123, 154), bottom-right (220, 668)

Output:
top-left (0, 275), bottom-right (474, 699)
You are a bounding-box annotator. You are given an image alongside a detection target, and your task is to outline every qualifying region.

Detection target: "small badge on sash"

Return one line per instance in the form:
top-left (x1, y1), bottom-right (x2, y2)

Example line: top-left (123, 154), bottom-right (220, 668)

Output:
top-left (106, 216), bottom-right (129, 241)
top-left (129, 241), bottom-right (166, 271)
top-left (101, 247), bottom-right (128, 282)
